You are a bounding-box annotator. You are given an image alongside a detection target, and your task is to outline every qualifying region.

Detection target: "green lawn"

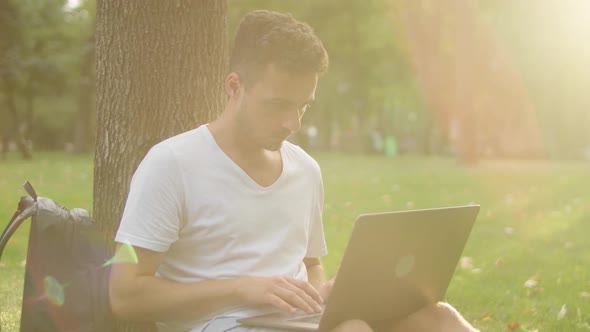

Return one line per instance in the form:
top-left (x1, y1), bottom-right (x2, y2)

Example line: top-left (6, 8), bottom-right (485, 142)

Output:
top-left (1, 152), bottom-right (589, 331)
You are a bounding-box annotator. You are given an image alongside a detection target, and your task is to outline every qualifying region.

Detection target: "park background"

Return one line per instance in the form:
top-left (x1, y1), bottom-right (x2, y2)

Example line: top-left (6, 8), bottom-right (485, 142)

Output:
top-left (1, 0), bottom-right (589, 331)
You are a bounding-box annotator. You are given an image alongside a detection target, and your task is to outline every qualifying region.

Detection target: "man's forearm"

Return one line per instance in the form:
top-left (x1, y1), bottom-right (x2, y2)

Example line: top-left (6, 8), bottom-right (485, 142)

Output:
top-left (306, 263), bottom-right (328, 292)
top-left (110, 275), bottom-right (243, 322)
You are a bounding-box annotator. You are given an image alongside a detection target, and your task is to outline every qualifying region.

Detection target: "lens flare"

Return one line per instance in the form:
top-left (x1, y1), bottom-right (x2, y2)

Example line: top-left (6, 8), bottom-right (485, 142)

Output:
top-left (102, 242), bottom-right (138, 267)
top-left (43, 276), bottom-right (65, 306)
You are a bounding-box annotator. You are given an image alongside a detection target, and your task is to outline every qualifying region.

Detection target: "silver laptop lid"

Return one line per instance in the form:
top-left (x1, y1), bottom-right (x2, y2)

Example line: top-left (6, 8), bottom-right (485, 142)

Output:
top-left (319, 205), bottom-right (480, 331)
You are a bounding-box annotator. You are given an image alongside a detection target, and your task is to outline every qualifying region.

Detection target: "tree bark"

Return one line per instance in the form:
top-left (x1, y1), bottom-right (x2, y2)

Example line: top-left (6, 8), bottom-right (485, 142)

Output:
top-left (95, 0), bottom-right (227, 329)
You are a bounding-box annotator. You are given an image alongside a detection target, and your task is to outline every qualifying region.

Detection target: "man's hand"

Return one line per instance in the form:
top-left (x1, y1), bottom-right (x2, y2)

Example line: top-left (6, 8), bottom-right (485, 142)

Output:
top-left (236, 276), bottom-right (324, 314)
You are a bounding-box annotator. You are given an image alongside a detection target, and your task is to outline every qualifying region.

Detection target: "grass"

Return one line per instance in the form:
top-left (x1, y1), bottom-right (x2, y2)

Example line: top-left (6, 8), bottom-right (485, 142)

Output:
top-left (1, 152), bottom-right (590, 331)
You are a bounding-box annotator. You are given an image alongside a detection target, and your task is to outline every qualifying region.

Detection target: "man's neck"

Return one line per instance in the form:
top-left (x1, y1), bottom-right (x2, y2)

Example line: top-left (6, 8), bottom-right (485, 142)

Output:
top-left (208, 113), bottom-right (269, 163)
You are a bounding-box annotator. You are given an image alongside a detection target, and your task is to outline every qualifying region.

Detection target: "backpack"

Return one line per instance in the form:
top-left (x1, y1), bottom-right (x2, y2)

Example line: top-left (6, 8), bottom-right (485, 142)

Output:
top-left (0, 181), bottom-right (115, 332)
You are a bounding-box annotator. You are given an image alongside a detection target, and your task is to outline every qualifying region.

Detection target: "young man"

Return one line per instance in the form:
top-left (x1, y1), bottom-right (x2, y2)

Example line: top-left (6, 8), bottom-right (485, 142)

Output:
top-left (109, 10), bottom-right (478, 332)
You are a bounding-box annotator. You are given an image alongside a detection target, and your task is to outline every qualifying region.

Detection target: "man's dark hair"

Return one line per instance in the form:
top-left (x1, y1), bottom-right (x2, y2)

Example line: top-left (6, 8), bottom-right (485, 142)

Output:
top-left (230, 10), bottom-right (329, 87)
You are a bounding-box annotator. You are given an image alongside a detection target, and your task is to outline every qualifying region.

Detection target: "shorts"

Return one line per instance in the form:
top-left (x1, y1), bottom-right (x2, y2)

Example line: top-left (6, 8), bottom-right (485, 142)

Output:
top-left (198, 316), bottom-right (396, 332)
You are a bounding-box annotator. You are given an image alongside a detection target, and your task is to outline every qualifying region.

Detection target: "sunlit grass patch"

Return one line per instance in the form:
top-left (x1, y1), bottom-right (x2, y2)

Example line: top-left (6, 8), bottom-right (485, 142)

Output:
top-left (315, 154), bottom-right (590, 331)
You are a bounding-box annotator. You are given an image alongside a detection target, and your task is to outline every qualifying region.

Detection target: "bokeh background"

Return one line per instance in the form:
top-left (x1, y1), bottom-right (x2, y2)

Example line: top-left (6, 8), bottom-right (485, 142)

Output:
top-left (2, 0), bottom-right (589, 162)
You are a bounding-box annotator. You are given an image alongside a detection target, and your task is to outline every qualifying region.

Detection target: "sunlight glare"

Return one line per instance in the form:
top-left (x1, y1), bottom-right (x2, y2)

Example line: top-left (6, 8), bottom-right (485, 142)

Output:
top-left (102, 242), bottom-right (139, 267)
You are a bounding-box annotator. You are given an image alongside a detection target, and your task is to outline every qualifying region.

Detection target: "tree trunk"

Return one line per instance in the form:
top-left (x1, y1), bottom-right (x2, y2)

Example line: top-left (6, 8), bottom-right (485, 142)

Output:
top-left (24, 85), bottom-right (34, 146)
top-left (94, 0), bottom-right (227, 330)
top-left (2, 77), bottom-right (32, 160)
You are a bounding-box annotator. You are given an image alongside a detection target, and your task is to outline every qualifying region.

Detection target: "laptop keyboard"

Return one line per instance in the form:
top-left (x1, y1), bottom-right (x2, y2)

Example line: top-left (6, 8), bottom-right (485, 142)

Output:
top-left (288, 313), bottom-right (323, 324)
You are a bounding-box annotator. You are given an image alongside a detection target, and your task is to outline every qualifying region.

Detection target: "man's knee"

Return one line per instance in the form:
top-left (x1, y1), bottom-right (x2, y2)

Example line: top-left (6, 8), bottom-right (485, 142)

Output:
top-left (432, 302), bottom-right (462, 318)
top-left (426, 302), bottom-right (478, 331)
top-left (390, 302), bottom-right (477, 332)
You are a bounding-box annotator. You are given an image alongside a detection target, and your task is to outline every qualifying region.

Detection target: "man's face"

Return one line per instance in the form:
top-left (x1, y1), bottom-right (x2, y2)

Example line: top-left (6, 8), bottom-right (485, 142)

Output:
top-left (234, 64), bottom-right (318, 151)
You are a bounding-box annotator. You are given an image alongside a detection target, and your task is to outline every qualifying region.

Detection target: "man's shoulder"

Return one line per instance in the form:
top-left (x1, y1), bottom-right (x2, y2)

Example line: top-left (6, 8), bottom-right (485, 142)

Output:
top-left (156, 125), bottom-right (208, 150)
top-left (282, 140), bottom-right (321, 173)
top-left (153, 125), bottom-right (213, 156)
top-left (143, 125), bottom-right (212, 168)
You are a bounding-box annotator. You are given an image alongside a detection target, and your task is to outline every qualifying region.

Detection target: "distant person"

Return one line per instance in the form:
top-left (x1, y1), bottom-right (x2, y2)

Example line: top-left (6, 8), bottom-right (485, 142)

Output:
top-left (109, 9), bottom-right (478, 332)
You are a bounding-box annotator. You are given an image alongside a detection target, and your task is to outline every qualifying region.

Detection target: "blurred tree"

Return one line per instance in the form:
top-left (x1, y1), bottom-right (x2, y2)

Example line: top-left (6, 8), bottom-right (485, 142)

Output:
top-left (479, 0), bottom-right (590, 160)
top-left (0, 0), bottom-right (32, 159)
top-left (394, 0), bottom-right (544, 163)
top-left (71, 0), bottom-right (96, 153)
top-left (0, 0), bottom-right (84, 157)
top-left (94, 0), bottom-right (227, 328)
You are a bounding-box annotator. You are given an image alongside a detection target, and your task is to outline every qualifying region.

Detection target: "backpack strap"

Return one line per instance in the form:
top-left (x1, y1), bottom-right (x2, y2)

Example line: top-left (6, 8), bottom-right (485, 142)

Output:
top-left (0, 182), bottom-right (37, 261)
top-left (23, 181), bottom-right (38, 201)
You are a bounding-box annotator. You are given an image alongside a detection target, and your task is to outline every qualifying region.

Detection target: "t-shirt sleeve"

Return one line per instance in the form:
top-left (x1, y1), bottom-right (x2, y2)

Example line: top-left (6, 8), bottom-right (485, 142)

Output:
top-left (306, 167), bottom-right (328, 258)
top-left (115, 144), bottom-right (184, 252)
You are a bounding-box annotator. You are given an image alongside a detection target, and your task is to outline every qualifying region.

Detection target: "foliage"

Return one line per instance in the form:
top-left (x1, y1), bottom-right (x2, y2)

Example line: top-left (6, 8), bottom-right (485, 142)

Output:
top-left (0, 0), bottom-right (95, 155)
top-left (0, 0), bottom-right (589, 160)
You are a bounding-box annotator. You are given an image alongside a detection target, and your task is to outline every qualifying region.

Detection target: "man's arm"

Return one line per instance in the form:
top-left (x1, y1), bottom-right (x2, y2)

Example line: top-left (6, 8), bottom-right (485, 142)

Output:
top-left (304, 257), bottom-right (337, 302)
top-left (109, 244), bottom-right (243, 321)
top-left (304, 257), bottom-right (327, 294)
top-left (109, 245), bottom-right (324, 322)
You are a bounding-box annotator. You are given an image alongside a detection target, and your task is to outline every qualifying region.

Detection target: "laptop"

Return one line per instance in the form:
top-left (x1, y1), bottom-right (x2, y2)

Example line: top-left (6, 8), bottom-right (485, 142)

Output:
top-left (238, 205), bottom-right (480, 331)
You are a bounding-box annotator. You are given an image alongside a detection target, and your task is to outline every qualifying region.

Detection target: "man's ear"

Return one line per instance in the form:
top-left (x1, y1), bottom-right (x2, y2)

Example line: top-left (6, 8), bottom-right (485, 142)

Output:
top-left (226, 72), bottom-right (241, 97)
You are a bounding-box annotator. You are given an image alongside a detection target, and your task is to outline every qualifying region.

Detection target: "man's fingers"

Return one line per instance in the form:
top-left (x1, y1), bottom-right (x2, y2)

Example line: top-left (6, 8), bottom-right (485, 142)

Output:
top-left (267, 294), bottom-right (296, 313)
top-left (287, 277), bottom-right (324, 304)
top-left (282, 279), bottom-right (322, 312)
top-left (274, 286), bottom-right (317, 314)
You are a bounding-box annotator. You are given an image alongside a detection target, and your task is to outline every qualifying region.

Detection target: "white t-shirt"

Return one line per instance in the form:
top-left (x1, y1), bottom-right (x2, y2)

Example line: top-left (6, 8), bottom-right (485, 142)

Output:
top-left (115, 125), bottom-right (327, 331)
